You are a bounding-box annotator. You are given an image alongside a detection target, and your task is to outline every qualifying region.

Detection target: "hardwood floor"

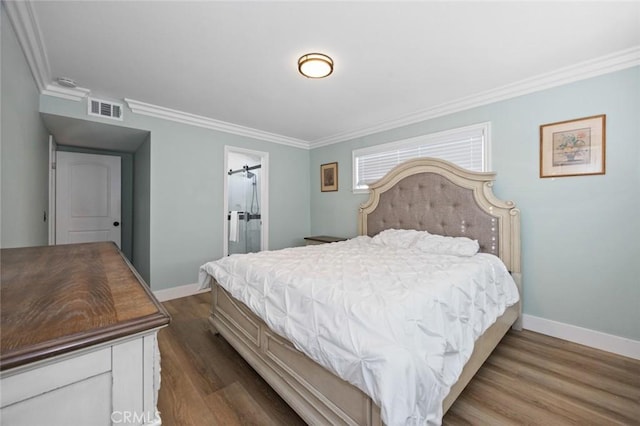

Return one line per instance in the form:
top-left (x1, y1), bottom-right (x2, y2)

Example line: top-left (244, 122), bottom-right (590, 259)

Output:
top-left (157, 292), bottom-right (305, 426)
top-left (158, 293), bottom-right (640, 425)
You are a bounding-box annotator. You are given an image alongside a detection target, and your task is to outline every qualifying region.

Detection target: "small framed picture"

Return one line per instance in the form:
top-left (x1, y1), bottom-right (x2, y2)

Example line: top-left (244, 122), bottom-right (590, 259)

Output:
top-left (540, 114), bottom-right (606, 178)
top-left (320, 162), bottom-right (338, 192)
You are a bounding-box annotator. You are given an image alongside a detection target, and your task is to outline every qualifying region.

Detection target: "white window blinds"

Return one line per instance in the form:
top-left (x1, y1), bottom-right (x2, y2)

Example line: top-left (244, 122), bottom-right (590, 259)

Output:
top-left (352, 122), bottom-right (490, 191)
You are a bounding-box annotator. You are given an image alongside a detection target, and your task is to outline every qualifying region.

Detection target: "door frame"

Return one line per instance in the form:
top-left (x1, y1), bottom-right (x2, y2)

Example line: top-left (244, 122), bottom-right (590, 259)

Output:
top-left (48, 135), bottom-right (57, 245)
top-left (55, 150), bottom-right (122, 248)
top-left (223, 146), bottom-right (269, 256)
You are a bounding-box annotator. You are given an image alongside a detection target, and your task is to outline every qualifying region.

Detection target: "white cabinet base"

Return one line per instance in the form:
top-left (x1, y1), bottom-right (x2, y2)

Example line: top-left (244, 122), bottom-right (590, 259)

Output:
top-left (1, 332), bottom-right (162, 426)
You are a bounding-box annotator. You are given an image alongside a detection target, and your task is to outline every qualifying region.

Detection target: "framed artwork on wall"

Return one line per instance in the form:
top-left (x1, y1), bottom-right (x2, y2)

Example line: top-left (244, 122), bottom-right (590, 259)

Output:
top-left (540, 114), bottom-right (606, 178)
top-left (320, 162), bottom-right (338, 192)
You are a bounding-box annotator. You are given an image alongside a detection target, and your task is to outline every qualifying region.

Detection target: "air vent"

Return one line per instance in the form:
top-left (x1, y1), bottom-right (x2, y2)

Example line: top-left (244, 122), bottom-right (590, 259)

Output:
top-left (88, 98), bottom-right (123, 121)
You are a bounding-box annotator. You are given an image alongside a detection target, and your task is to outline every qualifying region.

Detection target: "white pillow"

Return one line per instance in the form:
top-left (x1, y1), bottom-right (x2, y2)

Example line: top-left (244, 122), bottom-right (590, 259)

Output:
top-left (371, 229), bottom-right (428, 249)
top-left (413, 233), bottom-right (479, 257)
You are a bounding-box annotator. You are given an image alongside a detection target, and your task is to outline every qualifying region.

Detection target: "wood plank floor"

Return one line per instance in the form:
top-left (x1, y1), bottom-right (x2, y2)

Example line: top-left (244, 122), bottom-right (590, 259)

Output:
top-left (157, 293), bottom-right (640, 425)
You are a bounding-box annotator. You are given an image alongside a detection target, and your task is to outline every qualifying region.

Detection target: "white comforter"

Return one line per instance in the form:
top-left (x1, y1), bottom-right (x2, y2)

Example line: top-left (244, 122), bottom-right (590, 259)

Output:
top-left (199, 236), bottom-right (519, 425)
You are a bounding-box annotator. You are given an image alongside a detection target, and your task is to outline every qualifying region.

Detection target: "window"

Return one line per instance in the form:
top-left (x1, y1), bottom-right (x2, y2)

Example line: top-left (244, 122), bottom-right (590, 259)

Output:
top-left (352, 122), bottom-right (490, 192)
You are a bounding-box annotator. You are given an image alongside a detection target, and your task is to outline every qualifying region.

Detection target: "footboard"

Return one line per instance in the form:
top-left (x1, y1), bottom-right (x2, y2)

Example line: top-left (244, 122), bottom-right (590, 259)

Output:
top-left (209, 280), bottom-right (519, 425)
top-left (209, 282), bottom-right (383, 426)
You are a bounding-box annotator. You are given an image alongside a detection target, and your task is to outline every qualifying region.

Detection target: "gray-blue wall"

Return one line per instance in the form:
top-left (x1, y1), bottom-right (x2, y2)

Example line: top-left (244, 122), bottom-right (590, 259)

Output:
top-left (3, 0), bottom-right (637, 343)
top-left (39, 95), bottom-right (311, 291)
top-left (310, 67), bottom-right (640, 341)
top-left (1, 5), bottom-right (50, 248)
top-left (133, 134), bottom-right (151, 283)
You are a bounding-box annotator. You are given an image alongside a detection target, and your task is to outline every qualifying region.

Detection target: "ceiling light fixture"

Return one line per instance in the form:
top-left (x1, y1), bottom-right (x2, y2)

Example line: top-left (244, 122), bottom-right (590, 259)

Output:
top-left (298, 53), bottom-right (333, 79)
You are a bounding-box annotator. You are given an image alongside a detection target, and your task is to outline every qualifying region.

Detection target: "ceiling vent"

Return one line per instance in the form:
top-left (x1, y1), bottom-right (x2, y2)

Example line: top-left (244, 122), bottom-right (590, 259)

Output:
top-left (88, 97), bottom-right (123, 121)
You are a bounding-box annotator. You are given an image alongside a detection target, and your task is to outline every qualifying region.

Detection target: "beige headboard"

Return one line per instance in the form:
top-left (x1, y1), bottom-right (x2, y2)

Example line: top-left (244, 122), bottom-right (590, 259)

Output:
top-left (358, 158), bottom-right (521, 276)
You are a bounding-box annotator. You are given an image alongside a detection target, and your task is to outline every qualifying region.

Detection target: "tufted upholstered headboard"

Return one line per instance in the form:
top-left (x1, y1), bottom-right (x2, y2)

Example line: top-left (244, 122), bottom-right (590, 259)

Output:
top-left (358, 158), bottom-right (521, 276)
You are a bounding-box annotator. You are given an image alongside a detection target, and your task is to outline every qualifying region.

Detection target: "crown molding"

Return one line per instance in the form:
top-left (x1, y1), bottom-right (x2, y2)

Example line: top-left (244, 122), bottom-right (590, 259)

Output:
top-left (3, 0), bottom-right (51, 92)
top-left (125, 99), bottom-right (310, 149)
top-left (42, 84), bottom-right (91, 102)
top-left (310, 46), bottom-right (640, 148)
top-left (8, 0), bottom-right (638, 150)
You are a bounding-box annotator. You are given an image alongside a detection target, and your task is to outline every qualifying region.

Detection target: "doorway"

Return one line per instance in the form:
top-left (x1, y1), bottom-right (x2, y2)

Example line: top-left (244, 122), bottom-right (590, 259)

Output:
top-left (55, 151), bottom-right (122, 247)
top-left (42, 113), bottom-right (149, 277)
top-left (224, 146), bottom-right (269, 256)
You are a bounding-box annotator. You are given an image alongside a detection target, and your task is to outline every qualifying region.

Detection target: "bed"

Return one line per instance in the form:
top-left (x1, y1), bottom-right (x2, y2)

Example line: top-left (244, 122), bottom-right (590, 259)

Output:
top-left (199, 158), bottom-right (522, 425)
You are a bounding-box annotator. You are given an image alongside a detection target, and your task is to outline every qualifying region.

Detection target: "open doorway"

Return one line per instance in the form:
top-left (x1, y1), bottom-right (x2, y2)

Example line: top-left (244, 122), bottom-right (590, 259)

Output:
top-left (224, 146), bottom-right (269, 256)
top-left (42, 113), bottom-right (149, 278)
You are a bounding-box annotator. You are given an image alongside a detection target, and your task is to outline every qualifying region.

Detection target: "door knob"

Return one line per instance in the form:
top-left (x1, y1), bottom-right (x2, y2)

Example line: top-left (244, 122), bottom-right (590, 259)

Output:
top-left (113, 221), bottom-right (120, 227)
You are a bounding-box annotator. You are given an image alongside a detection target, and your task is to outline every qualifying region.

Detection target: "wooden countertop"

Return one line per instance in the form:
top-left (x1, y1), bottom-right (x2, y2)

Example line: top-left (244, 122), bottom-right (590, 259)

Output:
top-left (0, 242), bottom-right (170, 371)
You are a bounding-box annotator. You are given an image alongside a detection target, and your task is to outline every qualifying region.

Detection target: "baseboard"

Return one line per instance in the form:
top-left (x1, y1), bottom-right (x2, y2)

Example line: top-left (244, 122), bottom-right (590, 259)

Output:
top-left (153, 283), bottom-right (208, 302)
top-left (522, 314), bottom-right (640, 360)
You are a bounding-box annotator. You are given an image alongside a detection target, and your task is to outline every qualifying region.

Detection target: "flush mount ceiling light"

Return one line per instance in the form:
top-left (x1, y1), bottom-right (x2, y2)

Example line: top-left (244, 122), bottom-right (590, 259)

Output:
top-left (298, 53), bottom-right (333, 79)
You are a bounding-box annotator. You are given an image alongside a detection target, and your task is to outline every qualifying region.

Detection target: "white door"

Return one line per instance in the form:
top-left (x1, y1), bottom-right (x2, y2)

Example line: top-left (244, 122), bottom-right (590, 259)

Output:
top-left (56, 151), bottom-right (121, 247)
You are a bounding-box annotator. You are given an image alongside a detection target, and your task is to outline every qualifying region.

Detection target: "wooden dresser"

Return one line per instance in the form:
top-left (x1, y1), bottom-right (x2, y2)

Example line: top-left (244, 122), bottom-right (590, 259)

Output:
top-left (0, 242), bottom-right (170, 426)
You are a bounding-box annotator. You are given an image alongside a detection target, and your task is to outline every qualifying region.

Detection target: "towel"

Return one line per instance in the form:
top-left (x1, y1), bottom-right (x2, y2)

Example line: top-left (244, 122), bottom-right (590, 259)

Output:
top-left (229, 211), bottom-right (239, 242)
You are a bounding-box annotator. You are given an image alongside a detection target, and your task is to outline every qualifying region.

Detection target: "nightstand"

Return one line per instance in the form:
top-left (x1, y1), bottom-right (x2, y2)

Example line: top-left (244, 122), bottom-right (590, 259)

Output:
top-left (304, 235), bottom-right (348, 245)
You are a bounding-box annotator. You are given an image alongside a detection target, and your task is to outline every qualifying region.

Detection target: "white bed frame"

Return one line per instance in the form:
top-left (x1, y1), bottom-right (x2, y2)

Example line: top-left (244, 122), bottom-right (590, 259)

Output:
top-left (207, 158), bottom-right (522, 425)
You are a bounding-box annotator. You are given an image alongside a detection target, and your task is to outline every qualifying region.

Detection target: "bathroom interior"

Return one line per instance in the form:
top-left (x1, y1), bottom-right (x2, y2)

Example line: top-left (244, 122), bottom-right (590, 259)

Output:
top-left (227, 151), bottom-right (262, 255)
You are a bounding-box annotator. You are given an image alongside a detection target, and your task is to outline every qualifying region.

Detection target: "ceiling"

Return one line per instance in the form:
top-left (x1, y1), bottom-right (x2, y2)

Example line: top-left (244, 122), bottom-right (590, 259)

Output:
top-left (24, 2), bottom-right (640, 146)
top-left (41, 113), bottom-right (149, 153)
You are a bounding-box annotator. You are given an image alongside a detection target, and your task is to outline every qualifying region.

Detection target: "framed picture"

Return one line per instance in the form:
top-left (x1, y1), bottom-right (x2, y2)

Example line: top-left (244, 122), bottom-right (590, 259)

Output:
top-left (540, 114), bottom-right (606, 178)
top-left (320, 162), bottom-right (338, 192)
